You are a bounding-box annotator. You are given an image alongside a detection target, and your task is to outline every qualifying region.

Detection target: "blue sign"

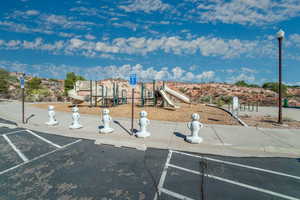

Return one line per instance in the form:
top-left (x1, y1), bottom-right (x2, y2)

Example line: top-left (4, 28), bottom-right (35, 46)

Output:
top-left (20, 77), bottom-right (25, 88)
top-left (129, 74), bottom-right (137, 87)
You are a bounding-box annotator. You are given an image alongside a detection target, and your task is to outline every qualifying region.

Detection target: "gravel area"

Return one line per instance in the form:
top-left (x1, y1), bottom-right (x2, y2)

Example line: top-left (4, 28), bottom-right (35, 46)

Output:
top-left (32, 102), bottom-right (240, 125)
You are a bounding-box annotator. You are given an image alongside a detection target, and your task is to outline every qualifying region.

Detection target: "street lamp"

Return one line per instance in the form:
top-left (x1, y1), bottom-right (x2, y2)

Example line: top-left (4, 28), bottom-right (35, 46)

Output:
top-left (276, 29), bottom-right (284, 124)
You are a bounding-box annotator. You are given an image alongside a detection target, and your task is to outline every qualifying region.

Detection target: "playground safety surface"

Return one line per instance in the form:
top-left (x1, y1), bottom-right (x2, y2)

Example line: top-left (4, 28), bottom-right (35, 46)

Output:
top-left (1, 124), bottom-right (300, 200)
top-left (32, 102), bottom-right (239, 125)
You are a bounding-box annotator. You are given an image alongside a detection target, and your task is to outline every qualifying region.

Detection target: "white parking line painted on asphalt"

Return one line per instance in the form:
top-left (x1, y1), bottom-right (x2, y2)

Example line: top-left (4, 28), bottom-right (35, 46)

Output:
top-left (2, 134), bottom-right (28, 162)
top-left (172, 150), bottom-right (300, 181)
top-left (168, 160), bottom-right (300, 200)
top-left (26, 130), bottom-right (62, 149)
top-left (0, 139), bottom-right (82, 176)
top-left (168, 159), bottom-right (300, 200)
top-left (153, 149), bottom-right (173, 200)
top-left (3, 130), bottom-right (25, 136)
top-left (159, 187), bottom-right (195, 200)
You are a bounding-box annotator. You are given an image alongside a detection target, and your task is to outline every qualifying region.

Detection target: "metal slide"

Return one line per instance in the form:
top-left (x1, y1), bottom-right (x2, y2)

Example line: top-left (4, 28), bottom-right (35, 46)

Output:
top-left (67, 89), bottom-right (86, 104)
top-left (159, 89), bottom-right (179, 108)
top-left (164, 86), bottom-right (190, 104)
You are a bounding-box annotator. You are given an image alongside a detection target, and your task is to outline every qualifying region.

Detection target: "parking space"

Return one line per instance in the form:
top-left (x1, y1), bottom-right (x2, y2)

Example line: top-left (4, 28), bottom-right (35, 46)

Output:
top-left (0, 136), bottom-right (23, 171)
top-left (1, 124), bottom-right (300, 200)
top-left (0, 127), bottom-right (167, 200)
top-left (155, 150), bottom-right (300, 200)
top-left (0, 127), bottom-right (81, 176)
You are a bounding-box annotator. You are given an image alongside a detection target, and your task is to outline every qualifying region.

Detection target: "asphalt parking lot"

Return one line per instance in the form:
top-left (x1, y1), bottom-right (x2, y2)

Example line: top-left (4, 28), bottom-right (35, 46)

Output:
top-left (0, 120), bottom-right (300, 200)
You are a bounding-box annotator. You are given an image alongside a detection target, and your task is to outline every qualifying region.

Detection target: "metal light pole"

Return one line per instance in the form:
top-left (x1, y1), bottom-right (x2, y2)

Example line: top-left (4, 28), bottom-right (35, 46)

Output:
top-left (277, 29), bottom-right (284, 124)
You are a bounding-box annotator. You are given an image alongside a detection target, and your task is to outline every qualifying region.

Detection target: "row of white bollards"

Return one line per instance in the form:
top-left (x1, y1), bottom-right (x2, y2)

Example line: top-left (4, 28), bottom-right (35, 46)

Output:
top-left (45, 105), bottom-right (203, 144)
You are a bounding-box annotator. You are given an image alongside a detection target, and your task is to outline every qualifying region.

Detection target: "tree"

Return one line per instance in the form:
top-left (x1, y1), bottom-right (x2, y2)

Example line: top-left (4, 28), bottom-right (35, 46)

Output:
top-left (0, 69), bottom-right (9, 94)
top-left (27, 77), bottom-right (42, 90)
top-left (262, 82), bottom-right (287, 96)
top-left (64, 72), bottom-right (86, 95)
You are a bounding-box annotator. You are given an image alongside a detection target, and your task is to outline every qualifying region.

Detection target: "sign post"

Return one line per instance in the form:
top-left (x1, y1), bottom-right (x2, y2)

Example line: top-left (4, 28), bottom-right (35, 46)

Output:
top-left (129, 74), bottom-right (137, 134)
top-left (20, 74), bottom-right (25, 124)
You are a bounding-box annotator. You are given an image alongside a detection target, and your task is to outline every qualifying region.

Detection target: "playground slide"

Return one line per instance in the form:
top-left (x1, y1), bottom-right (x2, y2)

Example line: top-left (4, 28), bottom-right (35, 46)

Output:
top-left (159, 89), bottom-right (179, 108)
top-left (68, 89), bottom-right (87, 104)
top-left (164, 86), bottom-right (190, 104)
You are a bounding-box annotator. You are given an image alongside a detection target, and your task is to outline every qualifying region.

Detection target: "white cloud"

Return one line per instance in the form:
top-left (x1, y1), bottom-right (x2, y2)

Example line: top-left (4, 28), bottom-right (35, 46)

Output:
top-left (0, 20), bottom-right (74, 38)
top-left (289, 34), bottom-right (300, 48)
top-left (196, 71), bottom-right (215, 81)
top-left (0, 35), bottom-right (284, 60)
top-left (0, 60), bottom-right (217, 83)
top-left (228, 73), bottom-right (256, 83)
top-left (241, 67), bottom-right (257, 73)
top-left (119, 0), bottom-right (170, 13)
top-left (192, 0), bottom-right (300, 26)
top-left (85, 34), bottom-right (96, 40)
top-left (26, 10), bottom-right (40, 16)
top-left (41, 14), bottom-right (95, 30)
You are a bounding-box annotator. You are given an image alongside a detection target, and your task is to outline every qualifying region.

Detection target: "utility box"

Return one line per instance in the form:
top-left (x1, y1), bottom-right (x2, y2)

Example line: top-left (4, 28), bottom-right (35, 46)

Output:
top-left (283, 98), bottom-right (289, 107)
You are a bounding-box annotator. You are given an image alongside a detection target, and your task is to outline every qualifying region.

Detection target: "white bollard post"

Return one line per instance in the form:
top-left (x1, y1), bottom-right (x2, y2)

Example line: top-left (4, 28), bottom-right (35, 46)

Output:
top-left (99, 109), bottom-right (114, 133)
top-left (69, 106), bottom-right (83, 129)
top-left (186, 113), bottom-right (203, 144)
top-left (232, 96), bottom-right (239, 116)
top-left (136, 110), bottom-right (150, 138)
top-left (45, 105), bottom-right (59, 126)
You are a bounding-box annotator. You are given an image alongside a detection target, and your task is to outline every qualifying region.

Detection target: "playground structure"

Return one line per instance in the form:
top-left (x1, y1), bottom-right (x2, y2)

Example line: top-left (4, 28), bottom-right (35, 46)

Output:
top-left (68, 80), bottom-right (127, 107)
top-left (140, 81), bottom-right (191, 109)
top-left (68, 80), bottom-right (191, 109)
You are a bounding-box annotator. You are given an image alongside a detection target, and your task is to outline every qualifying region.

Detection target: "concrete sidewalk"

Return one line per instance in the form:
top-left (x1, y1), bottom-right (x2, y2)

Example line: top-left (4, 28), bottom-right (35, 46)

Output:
top-left (0, 100), bottom-right (300, 157)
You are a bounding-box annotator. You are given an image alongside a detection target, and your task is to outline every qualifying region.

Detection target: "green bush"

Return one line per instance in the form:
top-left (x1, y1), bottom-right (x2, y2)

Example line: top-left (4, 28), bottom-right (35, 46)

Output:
top-left (216, 99), bottom-right (225, 107)
top-left (234, 80), bottom-right (260, 88)
top-left (262, 82), bottom-right (287, 96)
top-left (199, 96), bottom-right (211, 103)
top-left (27, 77), bottom-right (42, 90)
top-left (220, 95), bottom-right (232, 104)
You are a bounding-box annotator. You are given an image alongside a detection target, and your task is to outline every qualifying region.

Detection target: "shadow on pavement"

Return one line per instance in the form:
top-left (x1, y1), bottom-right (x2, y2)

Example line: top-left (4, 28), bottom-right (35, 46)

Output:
top-left (0, 117), bottom-right (17, 126)
top-left (113, 120), bottom-right (133, 135)
top-left (174, 132), bottom-right (186, 139)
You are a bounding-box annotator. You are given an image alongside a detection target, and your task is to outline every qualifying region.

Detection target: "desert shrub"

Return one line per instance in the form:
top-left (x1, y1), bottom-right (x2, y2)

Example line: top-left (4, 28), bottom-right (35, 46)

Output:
top-left (0, 68), bottom-right (9, 94)
top-left (220, 95), bottom-right (232, 104)
top-left (216, 99), bottom-right (225, 107)
top-left (235, 80), bottom-right (260, 88)
top-left (262, 82), bottom-right (287, 96)
top-left (27, 77), bottom-right (42, 90)
top-left (26, 88), bottom-right (51, 102)
top-left (199, 95), bottom-right (211, 103)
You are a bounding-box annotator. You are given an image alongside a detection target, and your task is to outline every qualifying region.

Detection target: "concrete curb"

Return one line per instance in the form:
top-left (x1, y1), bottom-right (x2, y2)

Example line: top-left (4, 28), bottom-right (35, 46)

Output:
top-left (207, 104), bottom-right (248, 127)
top-left (14, 122), bottom-right (300, 158)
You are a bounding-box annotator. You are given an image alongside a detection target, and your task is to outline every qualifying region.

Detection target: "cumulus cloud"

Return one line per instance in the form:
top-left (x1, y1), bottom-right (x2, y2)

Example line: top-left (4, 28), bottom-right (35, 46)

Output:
top-left (119, 0), bottom-right (170, 13)
top-left (0, 60), bottom-right (217, 83)
top-left (228, 73), bottom-right (256, 83)
top-left (61, 36), bottom-right (259, 58)
top-left (25, 10), bottom-right (40, 16)
top-left (192, 0), bottom-right (300, 26)
top-left (41, 14), bottom-right (95, 30)
top-left (85, 34), bottom-right (96, 40)
top-left (0, 34), bottom-right (284, 59)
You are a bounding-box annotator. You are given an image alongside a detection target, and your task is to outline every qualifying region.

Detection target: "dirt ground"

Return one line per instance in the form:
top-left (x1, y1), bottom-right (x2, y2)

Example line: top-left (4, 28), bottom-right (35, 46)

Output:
top-left (240, 115), bottom-right (300, 129)
top-left (32, 103), bottom-right (240, 125)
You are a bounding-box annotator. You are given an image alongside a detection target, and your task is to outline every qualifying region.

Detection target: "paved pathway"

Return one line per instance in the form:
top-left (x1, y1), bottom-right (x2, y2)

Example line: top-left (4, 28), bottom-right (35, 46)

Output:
top-left (0, 100), bottom-right (300, 157)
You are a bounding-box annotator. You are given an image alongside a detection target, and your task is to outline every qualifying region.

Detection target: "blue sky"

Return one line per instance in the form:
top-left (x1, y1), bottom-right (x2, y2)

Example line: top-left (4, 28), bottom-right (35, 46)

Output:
top-left (0, 0), bottom-right (300, 85)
